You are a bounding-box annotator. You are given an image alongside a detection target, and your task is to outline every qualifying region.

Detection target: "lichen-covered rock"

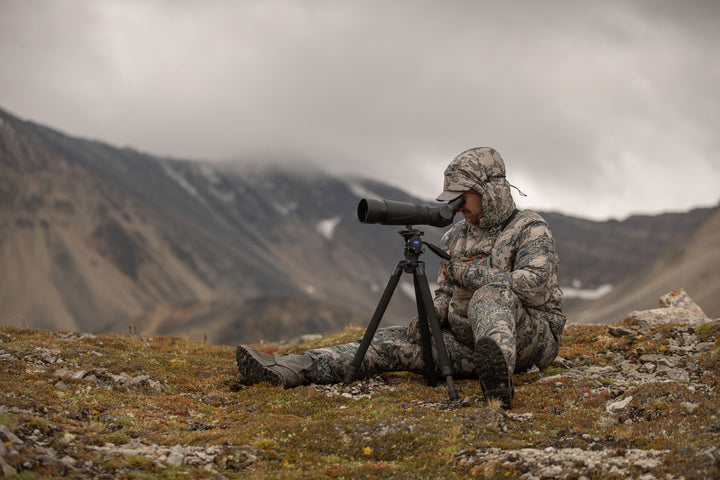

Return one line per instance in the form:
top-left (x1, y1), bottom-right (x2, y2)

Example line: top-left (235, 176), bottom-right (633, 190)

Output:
top-left (625, 288), bottom-right (713, 327)
top-left (659, 288), bottom-right (710, 320)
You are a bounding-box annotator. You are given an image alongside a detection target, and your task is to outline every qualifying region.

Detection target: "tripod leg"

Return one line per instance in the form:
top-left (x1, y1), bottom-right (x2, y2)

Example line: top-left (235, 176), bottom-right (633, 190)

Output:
top-left (414, 263), bottom-right (460, 401)
top-left (414, 274), bottom-right (438, 387)
top-left (343, 261), bottom-right (404, 386)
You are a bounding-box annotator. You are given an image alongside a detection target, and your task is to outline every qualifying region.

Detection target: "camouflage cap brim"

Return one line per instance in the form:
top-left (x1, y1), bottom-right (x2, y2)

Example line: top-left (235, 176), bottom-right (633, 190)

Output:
top-left (436, 190), bottom-right (464, 202)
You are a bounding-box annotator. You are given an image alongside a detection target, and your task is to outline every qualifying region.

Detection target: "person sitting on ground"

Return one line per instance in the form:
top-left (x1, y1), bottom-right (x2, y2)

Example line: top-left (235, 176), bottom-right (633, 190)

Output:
top-left (236, 147), bottom-right (566, 409)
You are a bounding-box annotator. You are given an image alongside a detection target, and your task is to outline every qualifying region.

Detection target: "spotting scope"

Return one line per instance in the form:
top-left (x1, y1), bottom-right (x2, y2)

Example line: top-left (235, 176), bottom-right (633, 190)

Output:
top-left (357, 195), bottom-right (465, 227)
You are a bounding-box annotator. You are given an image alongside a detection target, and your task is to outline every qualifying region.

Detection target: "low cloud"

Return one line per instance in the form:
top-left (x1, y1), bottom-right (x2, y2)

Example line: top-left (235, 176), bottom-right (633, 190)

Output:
top-left (1, 0), bottom-right (718, 219)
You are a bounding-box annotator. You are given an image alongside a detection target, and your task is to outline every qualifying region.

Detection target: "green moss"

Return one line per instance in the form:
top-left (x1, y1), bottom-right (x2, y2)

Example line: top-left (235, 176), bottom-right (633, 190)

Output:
top-left (696, 321), bottom-right (720, 342)
top-left (104, 432), bottom-right (131, 445)
top-left (2, 321), bottom-right (719, 479)
top-left (0, 413), bottom-right (15, 428)
top-left (5, 473), bottom-right (38, 480)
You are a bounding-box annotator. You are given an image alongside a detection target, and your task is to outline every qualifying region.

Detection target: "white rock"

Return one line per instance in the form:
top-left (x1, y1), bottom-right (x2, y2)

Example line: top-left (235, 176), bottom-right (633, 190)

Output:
top-left (606, 396), bottom-right (633, 412)
top-left (166, 445), bottom-right (186, 466)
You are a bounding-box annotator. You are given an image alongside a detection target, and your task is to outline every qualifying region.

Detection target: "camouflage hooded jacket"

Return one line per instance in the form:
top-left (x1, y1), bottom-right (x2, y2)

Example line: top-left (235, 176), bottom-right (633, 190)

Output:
top-left (433, 148), bottom-right (566, 346)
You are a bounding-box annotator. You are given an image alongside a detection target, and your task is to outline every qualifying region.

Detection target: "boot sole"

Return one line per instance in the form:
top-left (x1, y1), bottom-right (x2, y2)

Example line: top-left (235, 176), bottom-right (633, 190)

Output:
top-left (236, 346), bottom-right (283, 386)
top-left (475, 337), bottom-right (513, 409)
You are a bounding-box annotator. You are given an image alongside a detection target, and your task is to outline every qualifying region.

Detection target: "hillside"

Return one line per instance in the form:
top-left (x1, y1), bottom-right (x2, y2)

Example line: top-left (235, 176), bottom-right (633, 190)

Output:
top-left (571, 207), bottom-right (720, 324)
top-left (1, 295), bottom-right (719, 479)
top-left (2, 105), bottom-right (719, 343)
top-left (0, 107), bottom-right (432, 343)
top-left (543, 206), bottom-right (720, 323)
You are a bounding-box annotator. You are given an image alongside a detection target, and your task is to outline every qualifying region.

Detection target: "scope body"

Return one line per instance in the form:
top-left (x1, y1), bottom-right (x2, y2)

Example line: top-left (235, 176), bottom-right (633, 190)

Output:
top-left (357, 196), bottom-right (465, 227)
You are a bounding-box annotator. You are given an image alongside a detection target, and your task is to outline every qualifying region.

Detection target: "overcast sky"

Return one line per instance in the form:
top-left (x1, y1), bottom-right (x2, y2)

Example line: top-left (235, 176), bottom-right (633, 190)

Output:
top-left (1, 0), bottom-right (718, 220)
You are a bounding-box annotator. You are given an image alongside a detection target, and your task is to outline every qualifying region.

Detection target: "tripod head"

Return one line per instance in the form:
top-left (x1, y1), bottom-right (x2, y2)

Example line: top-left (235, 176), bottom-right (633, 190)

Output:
top-left (399, 226), bottom-right (450, 273)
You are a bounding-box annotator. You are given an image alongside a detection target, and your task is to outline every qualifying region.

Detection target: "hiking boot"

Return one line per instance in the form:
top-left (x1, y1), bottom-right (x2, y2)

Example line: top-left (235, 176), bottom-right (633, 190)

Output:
top-left (475, 337), bottom-right (514, 409)
top-left (236, 345), bottom-right (317, 388)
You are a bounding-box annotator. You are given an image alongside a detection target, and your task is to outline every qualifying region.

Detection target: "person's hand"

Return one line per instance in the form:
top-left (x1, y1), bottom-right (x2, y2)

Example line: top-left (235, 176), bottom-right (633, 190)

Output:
top-left (444, 256), bottom-right (485, 288)
top-left (445, 255), bottom-right (511, 290)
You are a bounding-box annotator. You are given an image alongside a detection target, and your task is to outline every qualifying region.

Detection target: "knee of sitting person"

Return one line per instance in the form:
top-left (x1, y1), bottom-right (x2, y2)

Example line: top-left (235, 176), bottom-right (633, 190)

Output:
top-left (469, 282), bottom-right (519, 308)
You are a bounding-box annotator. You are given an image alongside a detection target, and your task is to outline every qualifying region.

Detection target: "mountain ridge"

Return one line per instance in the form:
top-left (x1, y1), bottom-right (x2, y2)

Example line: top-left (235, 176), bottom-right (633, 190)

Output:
top-left (1, 106), bottom-right (430, 342)
top-left (1, 106), bottom-right (718, 343)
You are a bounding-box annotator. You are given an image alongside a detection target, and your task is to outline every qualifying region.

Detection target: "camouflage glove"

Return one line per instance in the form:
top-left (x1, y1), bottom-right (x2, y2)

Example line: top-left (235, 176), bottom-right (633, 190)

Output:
top-left (445, 256), bottom-right (511, 290)
top-left (443, 256), bottom-right (484, 287)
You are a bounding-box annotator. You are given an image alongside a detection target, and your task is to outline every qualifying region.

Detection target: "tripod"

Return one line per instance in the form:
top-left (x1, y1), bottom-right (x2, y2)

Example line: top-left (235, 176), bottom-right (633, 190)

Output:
top-left (343, 226), bottom-right (459, 401)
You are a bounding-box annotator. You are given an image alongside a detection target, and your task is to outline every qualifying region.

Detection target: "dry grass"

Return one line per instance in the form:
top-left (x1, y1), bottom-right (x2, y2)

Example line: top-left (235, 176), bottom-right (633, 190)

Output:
top-left (0, 320), bottom-right (718, 479)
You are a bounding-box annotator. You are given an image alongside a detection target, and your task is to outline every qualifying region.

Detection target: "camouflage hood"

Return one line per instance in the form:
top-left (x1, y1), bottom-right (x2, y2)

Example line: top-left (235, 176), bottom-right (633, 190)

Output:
top-left (437, 147), bottom-right (517, 229)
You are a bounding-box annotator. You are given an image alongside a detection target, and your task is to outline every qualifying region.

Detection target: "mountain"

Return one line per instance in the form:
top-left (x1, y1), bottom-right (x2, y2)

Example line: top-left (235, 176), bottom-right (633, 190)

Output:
top-left (543, 207), bottom-right (720, 323)
top-left (566, 205), bottom-right (720, 324)
top-left (1, 106), bottom-right (718, 343)
top-left (0, 106), bottom-right (443, 344)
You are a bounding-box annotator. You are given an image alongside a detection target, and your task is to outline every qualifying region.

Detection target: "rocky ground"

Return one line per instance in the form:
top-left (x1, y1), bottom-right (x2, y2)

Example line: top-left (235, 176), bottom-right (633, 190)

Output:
top-left (311, 316), bottom-right (720, 480)
top-left (450, 315), bottom-right (720, 480)
top-left (1, 289), bottom-right (718, 479)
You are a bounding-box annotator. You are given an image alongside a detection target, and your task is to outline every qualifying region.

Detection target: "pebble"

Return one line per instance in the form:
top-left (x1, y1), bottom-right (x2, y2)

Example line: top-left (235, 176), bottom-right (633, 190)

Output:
top-left (1, 291), bottom-right (717, 479)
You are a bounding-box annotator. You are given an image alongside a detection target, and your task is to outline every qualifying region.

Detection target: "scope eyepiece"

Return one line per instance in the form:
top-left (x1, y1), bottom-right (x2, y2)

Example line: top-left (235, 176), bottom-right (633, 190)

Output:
top-left (357, 195), bottom-right (465, 227)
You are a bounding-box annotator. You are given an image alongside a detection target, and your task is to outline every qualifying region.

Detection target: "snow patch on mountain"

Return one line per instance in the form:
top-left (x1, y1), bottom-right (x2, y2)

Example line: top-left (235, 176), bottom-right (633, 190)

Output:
top-left (273, 201), bottom-right (298, 216)
top-left (161, 162), bottom-right (209, 207)
top-left (562, 283), bottom-right (613, 300)
top-left (316, 217), bottom-right (342, 240)
top-left (399, 281), bottom-right (416, 301)
top-left (348, 181), bottom-right (380, 200)
top-left (198, 163), bottom-right (223, 185)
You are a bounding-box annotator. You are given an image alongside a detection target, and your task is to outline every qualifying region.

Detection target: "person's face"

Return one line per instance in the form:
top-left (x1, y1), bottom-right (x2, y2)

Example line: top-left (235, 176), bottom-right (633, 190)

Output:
top-left (459, 191), bottom-right (483, 225)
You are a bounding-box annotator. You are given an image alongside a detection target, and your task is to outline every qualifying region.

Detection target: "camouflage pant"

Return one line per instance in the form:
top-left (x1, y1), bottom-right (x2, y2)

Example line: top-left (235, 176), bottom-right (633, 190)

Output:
top-left (306, 283), bottom-right (560, 384)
